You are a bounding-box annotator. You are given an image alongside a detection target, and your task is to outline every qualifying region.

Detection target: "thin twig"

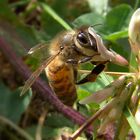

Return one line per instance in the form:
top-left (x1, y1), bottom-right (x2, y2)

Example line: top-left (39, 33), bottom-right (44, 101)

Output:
top-left (0, 115), bottom-right (34, 140)
top-left (36, 111), bottom-right (47, 140)
top-left (69, 103), bottom-right (107, 140)
top-left (79, 70), bottom-right (134, 76)
top-left (0, 37), bottom-right (92, 133)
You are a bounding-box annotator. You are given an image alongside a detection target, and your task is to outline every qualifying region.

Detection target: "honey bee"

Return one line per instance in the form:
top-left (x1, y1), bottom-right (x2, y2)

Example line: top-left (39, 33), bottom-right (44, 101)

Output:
top-left (21, 26), bottom-right (128, 106)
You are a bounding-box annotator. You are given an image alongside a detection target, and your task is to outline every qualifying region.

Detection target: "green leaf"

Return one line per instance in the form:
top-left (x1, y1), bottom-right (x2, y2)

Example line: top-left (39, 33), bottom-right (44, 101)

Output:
top-left (124, 107), bottom-right (140, 139)
top-left (104, 4), bottom-right (133, 34)
top-left (0, 1), bottom-right (17, 23)
top-left (77, 88), bottom-right (99, 111)
top-left (78, 73), bottom-right (112, 95)
top-left (0, 115), bottom-right (34, 140)
top-left (129, 52), bottom-right (138, 70)
top-left (73, 12), bottom-right (105, 29)
top-left (99, 72), bottom-right (113, 86)
top-left (0, 81), bottom-right (30, 122)
top-left (0, 81), bottom-right (11, 117)
top-left (87, 0), bottom-right (109, 14)
top-left (104, 30), bottom-right (128, 41)
top-left (7, 89), bottom-right (31, 122)
top-left (40, 1), bottom-right (90, 37)
top-left (26, 125), bottom-right (58, 139)
top-left (46, 113), bottom-right (74, 128)
top-left (77, 88), bottom-right (91, 101)
top-left (0, 21), bottom-right (40, 56)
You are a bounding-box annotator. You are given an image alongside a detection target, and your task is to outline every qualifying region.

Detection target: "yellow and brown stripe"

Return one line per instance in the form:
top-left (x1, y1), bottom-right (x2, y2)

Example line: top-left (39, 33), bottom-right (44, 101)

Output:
top-left (45, 57), bottom-right (77, 106)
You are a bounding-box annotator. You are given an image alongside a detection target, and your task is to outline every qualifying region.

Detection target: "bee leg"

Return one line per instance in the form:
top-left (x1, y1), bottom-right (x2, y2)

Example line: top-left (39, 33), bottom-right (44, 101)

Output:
top-left (76, 64), bottom-right (105, 85)
top-left (67, 59), bottom-right (78, 64)
top-left (67, 56), bottom-right (92, 64)
top-left (78, 56), bottom-right (93, 63)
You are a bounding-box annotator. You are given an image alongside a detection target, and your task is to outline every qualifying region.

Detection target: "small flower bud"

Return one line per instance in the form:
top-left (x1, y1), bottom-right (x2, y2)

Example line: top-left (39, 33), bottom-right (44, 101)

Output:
top-left (129, 8), bottom-right (140, 55)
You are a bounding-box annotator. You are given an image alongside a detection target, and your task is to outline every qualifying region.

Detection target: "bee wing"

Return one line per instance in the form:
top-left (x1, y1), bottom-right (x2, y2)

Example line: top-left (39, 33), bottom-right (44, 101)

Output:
top-left (28, 42), bottom-right (48, 54)
top-left (28, 42), bottom-right (50, 63)
top-left (20, 53), bottom-right (59, 96)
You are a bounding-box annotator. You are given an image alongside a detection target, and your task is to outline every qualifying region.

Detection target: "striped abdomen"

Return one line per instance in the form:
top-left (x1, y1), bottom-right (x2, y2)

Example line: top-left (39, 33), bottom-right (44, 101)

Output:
top-left (45, 56), bottom-right (77, 106)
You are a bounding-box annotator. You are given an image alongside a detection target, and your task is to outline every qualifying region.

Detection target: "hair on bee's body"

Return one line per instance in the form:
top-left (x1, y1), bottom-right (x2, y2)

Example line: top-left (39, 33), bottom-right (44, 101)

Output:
top-left (21, 26), bottom-right (128, 107)
top-left (45, 27), bottom-right (98, 106)
top-left (45, 30), bottom-right (80, 106)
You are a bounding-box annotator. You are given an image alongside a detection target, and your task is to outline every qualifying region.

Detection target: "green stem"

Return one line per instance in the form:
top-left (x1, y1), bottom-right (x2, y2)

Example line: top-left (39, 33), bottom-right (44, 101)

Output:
top-left (124, 107), bottom-right (140, 139)
top-left (40, 3), bottom-right (72, 30)
top-left (134, 0), bottom-right (140, 10)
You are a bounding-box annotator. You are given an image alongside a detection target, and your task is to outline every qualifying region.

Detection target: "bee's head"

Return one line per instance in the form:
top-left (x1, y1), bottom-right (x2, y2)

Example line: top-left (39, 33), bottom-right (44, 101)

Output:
top-left (73, 26), bottom-right (128, 66)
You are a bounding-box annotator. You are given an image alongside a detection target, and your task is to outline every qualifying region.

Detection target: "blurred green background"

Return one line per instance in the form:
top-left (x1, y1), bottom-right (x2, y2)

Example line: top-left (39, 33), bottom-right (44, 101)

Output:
top-left (0, 0), bottom-right (139, 139)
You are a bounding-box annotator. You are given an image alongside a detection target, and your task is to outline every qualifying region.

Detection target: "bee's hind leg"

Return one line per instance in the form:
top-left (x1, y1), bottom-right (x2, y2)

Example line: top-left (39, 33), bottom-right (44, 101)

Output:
top-left (76, 63), bottom-right (105, 85)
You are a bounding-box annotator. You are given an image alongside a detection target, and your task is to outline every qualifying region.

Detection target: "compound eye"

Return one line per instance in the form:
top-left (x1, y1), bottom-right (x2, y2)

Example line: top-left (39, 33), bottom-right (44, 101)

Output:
top-left (77, 32), bottom-right (89, 46)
